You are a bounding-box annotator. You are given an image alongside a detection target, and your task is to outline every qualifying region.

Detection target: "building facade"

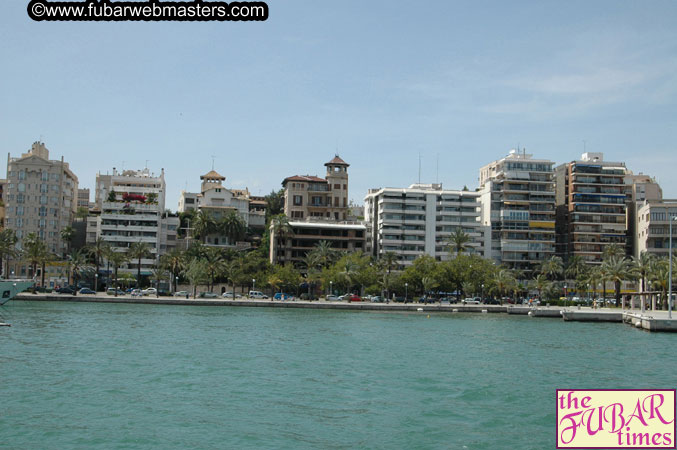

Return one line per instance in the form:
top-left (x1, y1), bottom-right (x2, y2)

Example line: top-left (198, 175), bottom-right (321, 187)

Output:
top-left (4, 141), bottom-right (78, 256)
top-left (636, 199), bottom-right (677, 259)
top-left (94, 167), bottom-right (175, 275)
top-left (555, 153), bottom-right (631, 264)
top-left (478, 150), bottom-right (556, 274)
top-left (364, 183), bottom-right (489, 267)
top-left (282, 156), bottom-right (350, 221)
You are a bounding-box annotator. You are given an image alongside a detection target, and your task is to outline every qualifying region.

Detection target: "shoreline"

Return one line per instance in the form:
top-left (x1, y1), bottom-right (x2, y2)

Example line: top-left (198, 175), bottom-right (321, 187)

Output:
top-left (10, 293), bottom-right (677, 332)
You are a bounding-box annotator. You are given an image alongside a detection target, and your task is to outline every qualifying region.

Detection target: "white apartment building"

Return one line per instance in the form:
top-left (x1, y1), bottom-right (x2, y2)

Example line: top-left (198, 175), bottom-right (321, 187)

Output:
top-left (364, 183), bottom-right (489, 267)
top-left (94, 167), bottom-right (176, 275)
top-left (479, 150), bottom-right (556, 273)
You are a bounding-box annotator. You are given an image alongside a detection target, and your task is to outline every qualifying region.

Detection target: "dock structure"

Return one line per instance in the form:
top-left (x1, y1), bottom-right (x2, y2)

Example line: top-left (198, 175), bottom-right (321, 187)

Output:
top-left (623, 311), bottom-right (677, 332)
top-left (529, 308), bottom-right (563, 318)
top-left (561, 310), bottom-right (623, 322)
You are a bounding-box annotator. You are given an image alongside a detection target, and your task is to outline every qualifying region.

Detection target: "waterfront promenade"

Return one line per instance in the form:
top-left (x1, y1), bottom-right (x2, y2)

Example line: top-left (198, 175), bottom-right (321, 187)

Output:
top-left (12, 293), bottom-right (677, 332)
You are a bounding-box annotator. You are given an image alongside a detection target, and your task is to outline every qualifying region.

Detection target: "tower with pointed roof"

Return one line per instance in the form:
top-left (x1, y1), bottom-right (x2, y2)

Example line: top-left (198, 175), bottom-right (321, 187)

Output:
top-left (325, 155), bottom-right (350, 221)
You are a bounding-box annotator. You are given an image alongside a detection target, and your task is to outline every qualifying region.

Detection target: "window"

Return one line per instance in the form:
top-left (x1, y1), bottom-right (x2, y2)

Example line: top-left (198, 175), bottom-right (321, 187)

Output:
top-left (291, 211), bottom-right (304, 218)
top-left (41, 172), bottom-right (49, 181)
top-left (40, 184), bottom-right (48, 193)
top-left (16, 206), bottom-right (24, 216)
top-left (334, 184), bottom-right (340, 189)
top-left (343, 184), bottom-right (347, 190)
top-left (18, 170), bottom-right (25, 180)
top-left (293, 195), bottom-right (303, 206)
top-left (18, 183), bottom-right (25, 192)
top-left (17, 194), bottom-right (24, 204)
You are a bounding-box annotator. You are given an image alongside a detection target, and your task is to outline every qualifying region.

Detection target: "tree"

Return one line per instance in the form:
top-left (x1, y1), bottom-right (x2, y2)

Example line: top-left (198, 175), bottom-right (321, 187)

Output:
top-left (193, 210), bottom-right (216, 243)
top-left (264, 189), bottom-right (285, 221)
top-left (128, 241), bottom-right (151, 288)
top-left (539, 256), bottom-right (564, 281)
top-left (270, 214), bottom-right (293, 239)
top-left (219, 211), bottom-right (246, 245)
top-left (308, 240), bottom-right (337, 269)
top-left (447, 227), bottom-right (471, 256)
top-left (87, 237), bottom-right (110, 291)
top-left (151, 266), bottom-right (169, 297)
top-left (160, 248), bottom-right (185, 293)
top-left (268, 263), bottom-right (302, 295)
top-left (648, 258), bottom-right (671, 310)
top-left (75, 207), bottom-right (89, 222)
top-left (203, 247), bottom-right (226, 292)
top-left (38, 249), bottom-right (54, 288)
top-left (221, 260), bottom-right (241, 297)
top-left (490, 269), bottom-right (516, 301)
top-left (23, 233), bottom-right (46, 281)
top-left (601, 256), bottom-right (637, 307)
top-left (565, 255), bottom-right (588, 281)
top-left (184, 258), bottom-right (209, 298)
top-left (633, 252), bottom-right (655, 293)
top-left (532, 273), bottom-right (551, 301)
top-left (107, 250), bottom-right (130, 297)
top-left (0, 229), bottom-right (19, 278)
top-left (603, 243), bottom-right (625, 260)
top-left (67, 249), bottom-right (91, 295)
top-left (60, 226), bottom-right (75, 257)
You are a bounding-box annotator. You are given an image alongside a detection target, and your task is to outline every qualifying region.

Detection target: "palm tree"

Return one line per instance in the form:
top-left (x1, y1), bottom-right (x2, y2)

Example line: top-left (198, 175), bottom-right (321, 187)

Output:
top-left (75, 207), bottom-right (89, 222)
top-left (107, 250), bottom-right (130, 297)
top-left (128, 241), bottom-right (151, 288)
top-left (565, 255), bottom-right (587, 281)
top-left (160, 248), bottom-right (185, 293)
top-left (585, 267), bottom-right (603, 302)
top-left (532, 273), bottom-right (551, 301)
top-left (603, 243), bottom-right (625, 260)
top-left (23, 233), bottom-right (46, 281)
top-left (648, 258), bottom-right (671, 310)
top-left (302, 252), bottom-right (322, 298)
top-left (87, 237), bottom-right (110, 292)
top-left (539, 256), bottom-right (564, 281)
top-left (203, 247), bottom-right (226, 292)
top-left (0, 228), bottom-right (19, 278)
top-left (219, 211), bottom-right (246, 245)
top-left (447, 227), bottom-right (471, 256)
top-left (67, 249), bottom-right (91, 295)
top-left (38, 249), bottom-right (55, 288)
top-left (633, 252), bottom-right (654, 293)
top-left (491, 269), bottom-right (516, 301)
top-left (270, 214), bottom-right (293, 239)
top-left (309, 240), bottom-right (337, 268)
top-left (193, 210), bottom-right (216, 243)
top-left (60, 226), bottom-right (75, 257)
top-left (150, 266), bottom-right (169, 298)
top-left (601, 255), bottom-right (637, 307)
top-left (221, 260), bottom-right (240, 297)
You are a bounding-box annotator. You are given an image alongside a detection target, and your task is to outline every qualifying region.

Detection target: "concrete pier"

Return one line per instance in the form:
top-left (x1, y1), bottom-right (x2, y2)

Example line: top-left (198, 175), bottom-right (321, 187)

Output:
top-left (561, 309), bottom-right (623, 322)
top-left (528, 307), bottom-right (563, 318)
top-left (506, 306), bottom-right (532, 315)
top-left (623, 311), bottom-right (677, 332)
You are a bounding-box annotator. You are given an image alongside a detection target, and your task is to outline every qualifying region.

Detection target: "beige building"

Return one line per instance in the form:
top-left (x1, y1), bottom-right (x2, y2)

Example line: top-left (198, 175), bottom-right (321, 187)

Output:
top-left (478, 150), bottom-right (556, 274)
top-left (626, 174), bottom-right (663, 258)
top-left (4, 141), bottom-right (78, 258)
top-left (282, 155), bottom-right (350, 221)
top-left (0, 179), bottom-right (6, 230)
top-left (636, 199), bottom-right (677, 259)
top-left (77, 188), bottom-right (91, 209)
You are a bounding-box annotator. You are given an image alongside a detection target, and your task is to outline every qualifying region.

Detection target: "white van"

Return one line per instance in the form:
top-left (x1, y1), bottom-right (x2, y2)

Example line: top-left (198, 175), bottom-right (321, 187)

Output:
top-left (248, 291), bottom-right (269, 299)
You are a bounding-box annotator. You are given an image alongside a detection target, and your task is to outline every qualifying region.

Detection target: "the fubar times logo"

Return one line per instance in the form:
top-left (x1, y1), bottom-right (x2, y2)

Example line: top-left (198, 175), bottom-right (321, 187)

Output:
top-left (556, 389), bottom-right (676, 448)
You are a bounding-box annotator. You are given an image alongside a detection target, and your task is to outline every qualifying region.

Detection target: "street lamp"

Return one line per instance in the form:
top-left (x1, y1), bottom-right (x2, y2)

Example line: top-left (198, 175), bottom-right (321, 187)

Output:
top-left (252, 278), bottom-right (256, 291)
top-left (405, 282), bottom-right (408, 303)
top-left (329, 280), bottom-right (333, 296)
top-left (481, 283), bottom-right (484, 301)
top-left (669, 215), bottom-right (676, 319)
top-left (95, 273), bottom-right (99, 292)
top-left (564, 283), bottom-right (568, 307)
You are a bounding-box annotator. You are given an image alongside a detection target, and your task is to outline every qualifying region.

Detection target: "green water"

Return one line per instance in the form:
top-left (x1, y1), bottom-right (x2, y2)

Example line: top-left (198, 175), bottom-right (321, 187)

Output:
top-left (1, 301), bottom-right (675, 449)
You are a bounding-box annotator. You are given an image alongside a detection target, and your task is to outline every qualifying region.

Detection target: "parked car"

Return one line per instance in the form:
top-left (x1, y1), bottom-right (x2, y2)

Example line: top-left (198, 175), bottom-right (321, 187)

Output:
top-left (222, 291), bottom-right (242, 299)
top-left (248, 291), bottom-right (269, 299)
top-left (199, 292), bottom-right (219, 298)
top-left (371, 296), bottom-right (383, 303)
top-left (462, 298), bottom-right (480, 305)
top-left (106, 288), bottom-right (125, 296)
top-left (273, 292), bottom-right (293, 301)
top-left (78, 288), bottom-right (96, 294)
top-left (326, 295), bottom-right (341, 301)
top-left (130, 289), bottom-right (143, 297)
top-left (483, 298), bottom-right (500, 305)
top-left (348, 294), bottom-right (363, 302)
top-left (142, 288), bottom-right (157, 296)
top-left (56, 286), bottom-right (76, 294)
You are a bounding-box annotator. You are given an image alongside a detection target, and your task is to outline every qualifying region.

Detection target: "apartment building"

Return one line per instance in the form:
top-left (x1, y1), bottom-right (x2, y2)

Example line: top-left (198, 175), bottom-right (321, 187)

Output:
top-left (364, 183), bottom-right (489, 267)
top-left (4, 141), bottom-right (78, 257)
top-left (94, 167), bottom-right (174, 275)
top-left (626, 174), bottom-right (663, 258)
top-left (636, 199), bottom-right (677, 259)
top-left (0, 179), bottom-right (6, 230)
top-left (478, 150), bottom-right (556, 274)
top-left (555, 153), bottom-right (631, 264)
top-left (282, 155), bottom-right (350, 221)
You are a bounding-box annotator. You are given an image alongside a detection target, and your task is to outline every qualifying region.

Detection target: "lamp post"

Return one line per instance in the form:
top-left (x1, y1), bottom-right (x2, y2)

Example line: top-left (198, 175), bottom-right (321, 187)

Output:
top-left (252, 278), bottom-right (256, 292)
top-left (669, 215), bottom-right (676, 319)
top-left (481, 283), bottom-right (484, 301)
top-left (175, 276), bottom-right (179, 294)
top-left (329, 280), bottom-right (333, 297)
top-left (94, 273), bottom-right (99, 292)
top-left (564, 283), bottom-right (568, 307)
top-left (405, 283), bottom-right (408, 303)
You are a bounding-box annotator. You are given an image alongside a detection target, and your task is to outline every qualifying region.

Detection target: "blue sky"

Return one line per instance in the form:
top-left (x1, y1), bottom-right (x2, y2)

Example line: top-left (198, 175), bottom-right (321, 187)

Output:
top-left (1, 0), bottom-right (676, 209)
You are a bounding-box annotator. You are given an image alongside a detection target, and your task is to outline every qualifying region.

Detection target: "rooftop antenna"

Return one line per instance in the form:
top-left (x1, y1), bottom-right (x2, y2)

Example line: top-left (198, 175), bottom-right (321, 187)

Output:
top-left (122, 161), bottom-right (126, 171)
top-left (211, 155), bottom-right (217, 170)
top-left (436, 153), bottom-right (439, 184)
top-left (145, 160), bottom-right (149, 169)
top-left (583, 140), bottom-right (587, 153)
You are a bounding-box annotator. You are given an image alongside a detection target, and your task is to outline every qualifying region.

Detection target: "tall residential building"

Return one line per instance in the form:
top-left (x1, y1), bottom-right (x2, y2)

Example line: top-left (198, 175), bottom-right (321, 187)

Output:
top-left (555, 153), bottom-right (631, 264)
top-left (282, 155), bottom-right (350, 221)
top-left (4, 141), bottom-right (78, 256)
top-left (364, 183), bottom-right (489, 267)
top-left (625, 174), bottom-right (663, 258)
top-left (478, 150), bottom-right (556, 273)
top-left (94, 167), bottom-right (176, 275)
top-left (636, 199), bottom-right (677, 259)
top-left (0, 179), bottom-right (6, 230)
top-left (178, 169), bottom-right (264, 247)
top-left (77, 188), bottom-right (91, 209)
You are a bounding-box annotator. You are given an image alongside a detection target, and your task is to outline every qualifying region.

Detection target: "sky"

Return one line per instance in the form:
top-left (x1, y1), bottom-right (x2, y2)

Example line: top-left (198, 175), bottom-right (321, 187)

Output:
top-left (1, 0), bottom-right (676, 209)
